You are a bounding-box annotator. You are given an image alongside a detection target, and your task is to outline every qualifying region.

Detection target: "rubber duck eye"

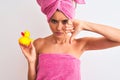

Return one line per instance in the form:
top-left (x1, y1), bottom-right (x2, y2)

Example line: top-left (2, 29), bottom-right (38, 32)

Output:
top-left (21, 32), bottom-right (24, 36)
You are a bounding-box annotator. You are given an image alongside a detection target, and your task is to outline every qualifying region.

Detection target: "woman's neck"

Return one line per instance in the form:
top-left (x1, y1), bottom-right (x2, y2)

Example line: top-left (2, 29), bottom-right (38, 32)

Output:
top-left (51, 34), bottom-right (71, 44)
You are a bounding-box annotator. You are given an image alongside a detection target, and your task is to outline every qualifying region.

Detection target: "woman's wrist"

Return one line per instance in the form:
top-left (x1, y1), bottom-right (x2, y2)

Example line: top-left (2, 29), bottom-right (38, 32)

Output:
top-left (74, 20), bottom-right (89, 31)
top-left (80, 20), bottom-right (90, 31)
top-left (27, 59), bottom-right (36, 64)
top-left (28, 61), bottom-right (36, 69)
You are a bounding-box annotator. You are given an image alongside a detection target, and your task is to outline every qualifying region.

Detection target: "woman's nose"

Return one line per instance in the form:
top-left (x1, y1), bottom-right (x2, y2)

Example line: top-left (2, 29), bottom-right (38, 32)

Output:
top-left (56, 22), bottom-right (63, 31)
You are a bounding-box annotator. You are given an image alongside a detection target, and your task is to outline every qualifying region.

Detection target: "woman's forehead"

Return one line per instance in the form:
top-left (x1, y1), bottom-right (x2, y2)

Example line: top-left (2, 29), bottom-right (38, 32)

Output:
top-left (51, 11), bottom-right (69, 20)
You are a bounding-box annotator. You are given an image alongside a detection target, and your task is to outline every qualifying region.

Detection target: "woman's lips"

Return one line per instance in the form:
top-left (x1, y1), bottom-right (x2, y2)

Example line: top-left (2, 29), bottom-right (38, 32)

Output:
top-left (55, 32), bottom-right (64, 36)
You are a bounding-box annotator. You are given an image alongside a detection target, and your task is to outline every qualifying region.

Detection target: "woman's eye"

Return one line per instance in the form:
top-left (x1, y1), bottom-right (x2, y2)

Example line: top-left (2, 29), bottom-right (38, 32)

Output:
top-left (62, 20), bottom-right (68, 25)
top-left (51, 19), bottom-right (57, 24)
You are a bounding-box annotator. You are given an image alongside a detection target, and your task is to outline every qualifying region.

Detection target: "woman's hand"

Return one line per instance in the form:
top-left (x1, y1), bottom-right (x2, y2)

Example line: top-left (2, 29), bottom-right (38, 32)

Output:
top-left (65, 19), bottom-right (85, 43)
top-left (19, 42), bottom-right (37, 63)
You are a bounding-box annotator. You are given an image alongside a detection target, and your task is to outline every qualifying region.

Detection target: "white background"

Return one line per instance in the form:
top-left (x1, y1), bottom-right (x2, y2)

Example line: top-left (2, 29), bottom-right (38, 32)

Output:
top-left (0, 0), bottom-right (120, 80)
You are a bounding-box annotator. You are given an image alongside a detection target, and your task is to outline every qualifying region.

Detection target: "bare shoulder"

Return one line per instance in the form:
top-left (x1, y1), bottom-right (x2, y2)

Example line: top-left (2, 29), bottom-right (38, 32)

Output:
top-left (33, 38), bottom-right (45, 53)
top-left (75, 37), bottom-right (89, 44)
top-left (73, 37), bottom-right (89, 51)
top-left (33, 38), bottom-right (44, 46)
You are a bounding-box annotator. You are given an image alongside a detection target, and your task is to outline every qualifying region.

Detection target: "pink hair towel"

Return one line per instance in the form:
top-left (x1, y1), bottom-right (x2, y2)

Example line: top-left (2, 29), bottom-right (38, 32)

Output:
top-left (36, 0), bottom-right (85, 21)
top-left (36, 53), bottom-right (81, 80)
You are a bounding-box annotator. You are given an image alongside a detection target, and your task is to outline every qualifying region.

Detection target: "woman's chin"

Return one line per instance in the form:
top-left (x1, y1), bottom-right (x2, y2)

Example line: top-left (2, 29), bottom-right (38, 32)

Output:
top-left (53, 33), bottom-right (65, 39)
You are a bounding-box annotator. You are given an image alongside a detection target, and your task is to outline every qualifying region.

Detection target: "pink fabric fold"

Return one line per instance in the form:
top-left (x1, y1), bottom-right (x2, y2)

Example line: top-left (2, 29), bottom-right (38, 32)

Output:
top-left (36, 0), bottom-right (85, 21)
top-left (74, 0), bottom-right (85, 4)
top-left (36, 53), bottom-right (81, 80)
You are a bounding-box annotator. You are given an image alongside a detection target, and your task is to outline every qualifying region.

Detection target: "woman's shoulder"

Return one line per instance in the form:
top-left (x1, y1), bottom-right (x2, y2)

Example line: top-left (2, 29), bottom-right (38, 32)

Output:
top-left (74, 37), bottom-right (93, 47)
top-left (74, 37), bottom-right (97, 48)
top-left (32, 37), bottom-right (45, 54)
top-left (75, 37), bottom-right (89, 43)
top-left (34, 37), bottom-right (44, 44)
top-left (33, 35), bottom-right (51, 47)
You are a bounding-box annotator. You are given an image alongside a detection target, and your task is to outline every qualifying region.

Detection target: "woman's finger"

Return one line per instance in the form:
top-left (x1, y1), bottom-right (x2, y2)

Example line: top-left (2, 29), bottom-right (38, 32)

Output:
top-left (19, 43), bottom-right (32, 59)
top-left (69, 19), bottom-right (83, 43)
top-left (65, 20), bottom-right (74, 33)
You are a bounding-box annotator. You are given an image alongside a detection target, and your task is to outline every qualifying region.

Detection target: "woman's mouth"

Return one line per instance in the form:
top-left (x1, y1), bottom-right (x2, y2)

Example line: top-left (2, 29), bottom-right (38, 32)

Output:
top-left (55, 32), bottom-right (64, 36)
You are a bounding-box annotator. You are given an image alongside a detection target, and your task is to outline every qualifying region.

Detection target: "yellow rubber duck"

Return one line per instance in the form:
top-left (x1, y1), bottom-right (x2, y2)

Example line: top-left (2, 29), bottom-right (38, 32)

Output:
top-left (18, 30), bottom-right (33, 47)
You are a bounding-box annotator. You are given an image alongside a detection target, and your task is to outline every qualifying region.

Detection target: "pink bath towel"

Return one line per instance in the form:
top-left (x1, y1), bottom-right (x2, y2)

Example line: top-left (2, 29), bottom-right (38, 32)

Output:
top-left (36, 0), bottom-right (85, 21)
top-left (36, 53), bottom-right (81, 80)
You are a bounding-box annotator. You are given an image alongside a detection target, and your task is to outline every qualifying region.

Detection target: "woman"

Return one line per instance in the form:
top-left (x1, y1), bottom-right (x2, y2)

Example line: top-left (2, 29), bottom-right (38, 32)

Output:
top-left (19, 0), bottom-right (120, 80)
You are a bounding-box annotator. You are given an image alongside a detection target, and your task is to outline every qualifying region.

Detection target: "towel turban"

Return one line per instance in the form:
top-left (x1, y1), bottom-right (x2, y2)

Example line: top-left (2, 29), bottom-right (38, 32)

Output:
top-left (36, 0), bottom-right (85, 21)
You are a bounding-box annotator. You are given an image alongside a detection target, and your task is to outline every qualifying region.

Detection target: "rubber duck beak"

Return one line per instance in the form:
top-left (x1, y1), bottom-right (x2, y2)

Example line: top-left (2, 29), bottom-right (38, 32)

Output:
top-left (21, 32), bottom-right (24, 36)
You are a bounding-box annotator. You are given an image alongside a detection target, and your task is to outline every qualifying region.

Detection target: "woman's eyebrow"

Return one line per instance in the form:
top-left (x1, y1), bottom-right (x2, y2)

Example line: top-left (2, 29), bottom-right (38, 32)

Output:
top-left (51, 18), bottom-right (57, 21)
top-left (51, 18), bottom-right (58, 22)
top-left (51, 18), bottom-right (69, 22)
top-left (62, 19), bottom-right (69, 21)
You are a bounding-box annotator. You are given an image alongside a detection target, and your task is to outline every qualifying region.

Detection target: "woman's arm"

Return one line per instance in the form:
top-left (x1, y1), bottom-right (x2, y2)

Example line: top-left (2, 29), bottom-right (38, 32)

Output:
top-left (19, 43), bottom-right (37, 80)
top-left (70, 20), bottom-right (120, 50)
top-left (28, 62), bottom-right (37, 80)
top-left (83, 21), bottom-right (120, 50)
top-left (84, 21), bottom-right (120, 42)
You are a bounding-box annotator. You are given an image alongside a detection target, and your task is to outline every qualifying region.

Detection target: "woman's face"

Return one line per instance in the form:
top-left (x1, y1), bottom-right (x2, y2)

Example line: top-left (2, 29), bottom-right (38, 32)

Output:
top-left (49, 11), bottom-right (69, 39)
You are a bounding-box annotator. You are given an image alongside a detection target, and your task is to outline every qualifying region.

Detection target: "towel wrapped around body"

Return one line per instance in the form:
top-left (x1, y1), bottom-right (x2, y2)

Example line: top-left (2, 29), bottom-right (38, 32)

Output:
top-left (36, 53), bottom-right (81, 80)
